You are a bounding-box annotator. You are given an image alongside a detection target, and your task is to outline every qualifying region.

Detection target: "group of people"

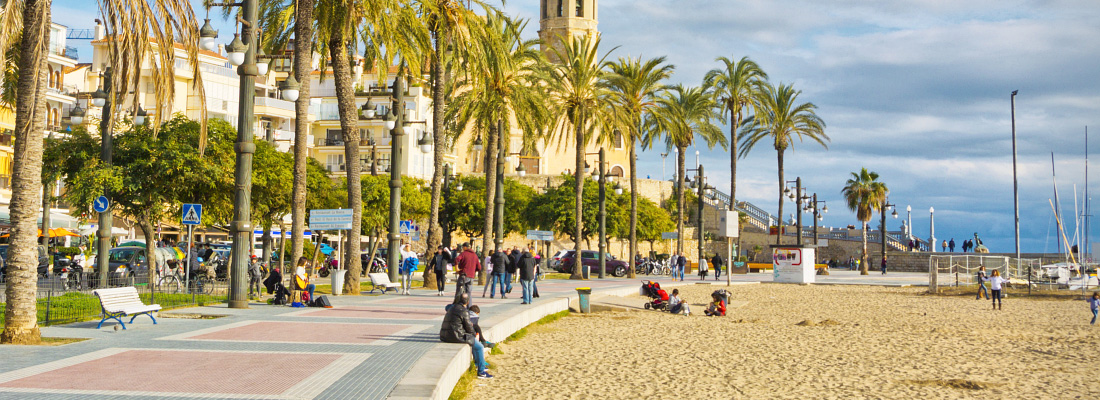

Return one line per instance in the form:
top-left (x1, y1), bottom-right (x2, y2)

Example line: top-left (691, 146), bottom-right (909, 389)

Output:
top-left (666, 288), bottom-right (727, 317)
top-left (487, 246), bottom-right (541, 304)
top-left (665, 253), bottom-right (727, 281)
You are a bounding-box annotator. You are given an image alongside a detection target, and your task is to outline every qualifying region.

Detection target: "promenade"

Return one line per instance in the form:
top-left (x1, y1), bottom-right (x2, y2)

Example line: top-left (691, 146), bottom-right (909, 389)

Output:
top-left (0, 271), bottom-right (926, 399)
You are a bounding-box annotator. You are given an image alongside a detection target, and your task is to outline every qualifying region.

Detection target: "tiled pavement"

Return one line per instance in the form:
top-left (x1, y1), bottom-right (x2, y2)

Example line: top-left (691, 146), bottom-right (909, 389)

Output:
top-left (0, 271), bottom-right (927, 399)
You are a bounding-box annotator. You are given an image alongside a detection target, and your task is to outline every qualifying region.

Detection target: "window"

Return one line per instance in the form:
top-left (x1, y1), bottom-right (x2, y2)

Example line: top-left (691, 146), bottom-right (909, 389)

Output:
top-left (614, 130), bottom-right (624, 148)
top-left (576, 0), bottom-right (583, 17)
top-left (581, 251), bottom-right (597, 259)
top-left (557, 0), bottom-right (563, 17)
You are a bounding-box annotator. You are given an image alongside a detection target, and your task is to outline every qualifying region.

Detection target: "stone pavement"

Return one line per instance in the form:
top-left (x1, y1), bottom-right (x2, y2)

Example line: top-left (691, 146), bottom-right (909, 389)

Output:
top-left (0, 271), bottom-right (927, 399)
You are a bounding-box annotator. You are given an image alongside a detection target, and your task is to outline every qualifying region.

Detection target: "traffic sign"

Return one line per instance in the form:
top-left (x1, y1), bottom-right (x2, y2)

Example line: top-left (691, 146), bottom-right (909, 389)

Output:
top-left (310, 209), bottom-right (353, 230)
top-left (181, 203), bottom-right (203, 225)
top-left (661, 231), bottom-right (678, 240)
top-left (526, 230), bottom-right (553, 241)
top-left (399, 220), bottom-right (416, 234)
top-left (93, 196), bottom-right (110, 213)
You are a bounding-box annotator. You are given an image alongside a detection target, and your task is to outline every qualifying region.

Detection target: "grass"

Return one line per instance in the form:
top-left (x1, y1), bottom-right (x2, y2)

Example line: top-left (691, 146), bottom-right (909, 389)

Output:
top-left (0, 291), bottom-right (225, 326)
top-left (39, 337), bottom-right (88, 346)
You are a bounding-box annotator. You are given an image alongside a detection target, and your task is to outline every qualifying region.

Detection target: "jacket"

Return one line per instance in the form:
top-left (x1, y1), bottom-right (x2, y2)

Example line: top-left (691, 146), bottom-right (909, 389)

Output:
top-left (491, 251), bottom-right (507, 275)
top-left (439, 302), bottom-right (475, 344)
top-left (429, 252), bottom-right (452, 272)
top-left (711, 255), bottom-right (723, 268)
top-left (519, 252), bottom-right (536, 280)
top-left (455, 249), bottom-right (480, 278)
top-left (507, 250), bottom-right (520, 274)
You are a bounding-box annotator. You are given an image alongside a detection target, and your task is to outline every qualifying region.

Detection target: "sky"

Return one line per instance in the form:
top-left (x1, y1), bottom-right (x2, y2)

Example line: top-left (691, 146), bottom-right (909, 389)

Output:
top-left (54, 0), bottom-right (1100, 255)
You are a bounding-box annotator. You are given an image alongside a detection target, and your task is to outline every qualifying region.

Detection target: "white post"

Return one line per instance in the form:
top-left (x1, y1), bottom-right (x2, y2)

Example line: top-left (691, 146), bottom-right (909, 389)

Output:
top-left (929, 207), bottom-right (936, 253)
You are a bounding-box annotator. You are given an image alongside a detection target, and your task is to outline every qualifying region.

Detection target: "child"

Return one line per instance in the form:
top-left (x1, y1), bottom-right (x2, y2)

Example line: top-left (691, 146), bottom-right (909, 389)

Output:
top-left (975, 265), bottom-right (988, 300)
top-left (704, 293), bottom-right (726, 316)
top-left (667, 288), bottom-right (690, 316)
top-left (1088, 292), bottom-right (1099, 325)
top-left (467, 305), bottom-right (494, 348)
top-left (982, 270), bottom-right (1009, 310)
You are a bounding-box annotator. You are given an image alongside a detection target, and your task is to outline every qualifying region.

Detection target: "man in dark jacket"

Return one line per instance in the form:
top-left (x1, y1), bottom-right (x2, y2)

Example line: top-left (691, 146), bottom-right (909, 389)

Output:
top-left (711, 253), bottom-right (723, 280)
top-left (439, 294), bottom-right (492, 379)
top-left (506, 247), bottom-right (520, 294)
top-left (518, 247), bottom-right (536, 304)
top-left (428, 246), bottom-right (452, 296)
top-left (489, 249), bottom-right (507, 299)
top-left (453, 243), bottom-right (480, 297)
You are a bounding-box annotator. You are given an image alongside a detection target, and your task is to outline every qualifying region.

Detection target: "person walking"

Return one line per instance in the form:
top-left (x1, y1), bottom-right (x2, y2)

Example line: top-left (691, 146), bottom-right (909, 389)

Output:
top-left (428, 246), bottom-right (452, 296)
top-left (711, 252), bottom-right (723, 281)
top-left (399, 243), bottom-right (419, 295)
top-left (454, 243), bottom-right (480, 298)
top-left (983, 270), bottom-right (1009, 310)
top-left (948, 238), bottom-right (956, 252)
top-left (848, 256), bottom-right (855, 271)
top-left (519, 247), bottom-right (536, 304)
top-left (975, 265), bottom-right (989, 300)
top-left (676, 254), bottom-right (686, 281)
top-left (880, 256), bottom-right (888, 275)
top-left (506, 247), bottom-right (520, 294)
top-left (489, 248), bottom-right (507, 299)
top-left (698, 256), bottom-right (709, 280)
top-left (1087, 292), bottom-right (1099, 325)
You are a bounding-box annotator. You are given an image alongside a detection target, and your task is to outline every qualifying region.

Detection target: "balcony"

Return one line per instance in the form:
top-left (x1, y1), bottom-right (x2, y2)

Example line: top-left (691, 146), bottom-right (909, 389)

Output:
top-left (326, 164), bottom-right (345, 172)
top-left (273, 129), bottom-right (294, 141)
top-left (0, 132), bottom-right (11, 146)
top-left (255, 96), bottom-right (294, 111)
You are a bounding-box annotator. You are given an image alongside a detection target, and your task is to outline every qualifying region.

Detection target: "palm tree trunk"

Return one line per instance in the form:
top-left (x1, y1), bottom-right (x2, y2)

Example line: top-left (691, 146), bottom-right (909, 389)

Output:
top-left (860, 222), bottom-right (869, 275)
top-left (628, 138), bottom-right (637, 278)
top-left (330, 33), bottom-right (362, 294)
top-left (776, 149), bottom-right (785, 245)
top-left (290, 0), bottom-right (314, 268)
top-left (423, 27), bottom-right (448, 290)
top-left (676, 146), bottom-right (685, 256)
top-left (481, 123), bottom-right (498, 285)
top-left (570, 116), bottom-right (585, 280)
top-left (2, 0), bottom-right (49, 344)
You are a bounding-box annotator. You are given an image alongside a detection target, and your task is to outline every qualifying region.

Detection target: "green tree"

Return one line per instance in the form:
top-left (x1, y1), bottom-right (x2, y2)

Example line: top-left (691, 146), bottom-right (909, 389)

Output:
top-left (528, 175), bottom-right (622, 250)
top-left (740, 83), bottom-right (828, 245)
top-left (646, 85), bottom-right (727, 256)
top-left (441, 175), bottom-right (537, 240)
top-left (605, 55), bottom-right (674, 278)
top-left (841, 168), bottom-right (888, 275)
top-left (704, 56), bottom-right (767, 219)
top-left (636, 197), bottom-right (674, 253)
top-left (539, 33), bottom-right (615, 279)
top-left (251, 140), bottom-right (293, 263)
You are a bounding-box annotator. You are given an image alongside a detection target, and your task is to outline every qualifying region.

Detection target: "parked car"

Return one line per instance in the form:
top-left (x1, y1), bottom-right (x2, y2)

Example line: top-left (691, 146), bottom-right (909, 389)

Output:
top-left (548, 250), bottom-right (570, 272)
top-left (0, 244), bottom-right (50, 278)
top-left (558, 250), bottom-right (629, 277)
top-left (105, 246), bottom-right (149, 281)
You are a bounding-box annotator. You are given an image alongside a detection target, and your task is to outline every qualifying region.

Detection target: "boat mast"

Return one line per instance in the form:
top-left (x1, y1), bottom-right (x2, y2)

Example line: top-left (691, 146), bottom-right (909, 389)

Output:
top-left (1053, 152), bottom-right (1064, 257)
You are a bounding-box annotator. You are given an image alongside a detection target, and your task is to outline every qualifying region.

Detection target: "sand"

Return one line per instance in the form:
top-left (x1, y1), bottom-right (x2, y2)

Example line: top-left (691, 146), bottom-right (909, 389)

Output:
top-left (469, 283), bottom-right (1100, 399)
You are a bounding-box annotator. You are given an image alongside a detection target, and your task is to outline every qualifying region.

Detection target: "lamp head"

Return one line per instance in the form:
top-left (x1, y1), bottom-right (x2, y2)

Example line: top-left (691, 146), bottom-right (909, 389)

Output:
top-left (418, 131), bottom-right (433, 154)
top-left (384, 112), bottom-right (396, 130)
top-left (472, 136), bottom-right (483, 151)
top-left (822, 205), bottom-right (828, 213)
top-left (92, 87), bottom-right (107, 107)
top-left (255, 48), bottom-right (269, 75)
top-left (279, 74), bottom-right (300, 102)
top-left (134, 105), bottom-right (147, 126)
top-left (226, 33), bottom-right (248, 67)
top-left (892, 209), bottom-right (898, 219)
top-left (516, 162), bottom-right (526, 177)
top-left (456, 182), bottom-right (464, 191)
top-left (199, 19), bottom-right (219, 52)
top-left (69, 104), bottom-right (85, 125)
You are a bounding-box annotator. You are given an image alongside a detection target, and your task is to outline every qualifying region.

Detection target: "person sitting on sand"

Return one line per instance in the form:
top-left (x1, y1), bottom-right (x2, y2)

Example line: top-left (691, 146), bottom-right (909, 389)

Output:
top-left (667, 288), bottom-right (690, 316)
top-left (981, 270), bottom-right (1009, 310)
top-left (704, 293), bottom-right (726, 316)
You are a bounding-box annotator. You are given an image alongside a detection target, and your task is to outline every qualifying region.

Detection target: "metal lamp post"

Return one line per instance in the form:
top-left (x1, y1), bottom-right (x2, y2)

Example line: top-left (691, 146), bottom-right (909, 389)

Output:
top-left (811, 194), bottom-right (827, 245)
top-left (441, 164), bottom-right (461, 248)
top-left (879, 198), bottom-right (897, 263)
top-left (906, 205), bottom-right (912, 243)
top-left (94, 69), bottom-right (112, 289)
top-left (492, 126), bottom-right (525, 256)
top-left (929, 206), bottom-right (936, 254)
top-left (783, 178), bottom-right (805, 245)
top-left (1011, 90), bottom-right (1020, 263)
top-left (386, 71), bottom-right (407, 283)
top-left (582, 148), bottom-right (609, 278)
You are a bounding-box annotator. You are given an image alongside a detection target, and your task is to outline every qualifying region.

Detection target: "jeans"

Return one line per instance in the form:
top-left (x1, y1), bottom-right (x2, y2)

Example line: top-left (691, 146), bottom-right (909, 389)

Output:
top-left (504, 272), bottom-right (513, 293)
top-left (521, 279), bottom-right (533, 303)
top-left (305, 283), bottom-right (316, 300)
top-left (714, 266), bottom-right (721, 280)
top-left (976, 283), bottom-right (988, 299)
top-left (490, 274), bottom-right (506, 297)
top-left (470, 339), bottom-right (487, 374)
top-left (1092, 309), bottom-right (1098, 324)
top-left (532, 279), bottom-right (539, 297)
top-left (434, 270), bottom-right (446, 291)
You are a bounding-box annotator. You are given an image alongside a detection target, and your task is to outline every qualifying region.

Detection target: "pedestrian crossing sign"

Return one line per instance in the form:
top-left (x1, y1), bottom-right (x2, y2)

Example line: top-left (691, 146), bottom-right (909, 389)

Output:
top-left (181, 203), bottom-right (202, 225)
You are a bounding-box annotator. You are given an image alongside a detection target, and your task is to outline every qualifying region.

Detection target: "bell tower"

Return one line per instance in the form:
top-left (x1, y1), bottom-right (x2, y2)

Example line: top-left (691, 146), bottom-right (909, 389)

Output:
top-left (538, 0), bottom-right (599, 60)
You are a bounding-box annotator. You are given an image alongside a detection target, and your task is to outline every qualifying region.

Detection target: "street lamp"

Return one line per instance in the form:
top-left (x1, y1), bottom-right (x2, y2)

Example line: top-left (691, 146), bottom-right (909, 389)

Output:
top-left (783, 178), bottom-right (807, 245)
top-left (226, 33), bottom-right (247, 66)
top-left (385, 69), bottom-right (408, 283)
top-left (687, 164), bottom-right (714, 270)
top-left (1010, 90), bottom-right (1020, 264)
top-left (417, 131), bottom-right (432, 154)
top-left (134, 105), bottom-right (147, 126)
top-left (69, 103), bottom-right (85, 125)
top-left (441, 164), bottom-right (461, 248)
top-left (879, 198), bottom-right (897, 266)
top-left (584, 148), bottom-right (611, 278)
top-left (906, 205), bottom-right (912, 242)
top-left (929, 206), bottom-right (936, 254)
top-left (199, 18), bottom-right (218, 52)
top-left (810, 194), bottom-right (827, 245)
top-left (95, 68), bottom-right (114, 289)
top-left (279, 75), bottom-right (300, 102)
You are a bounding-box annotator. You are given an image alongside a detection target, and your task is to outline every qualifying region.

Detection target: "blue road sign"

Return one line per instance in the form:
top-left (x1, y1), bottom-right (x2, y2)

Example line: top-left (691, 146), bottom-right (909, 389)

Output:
top-left (181, 204), bottom-right (203, 225)
top-left (400, 220), bottom-right (415, 234)
top-left (93, 196), bottom-right (110, 213)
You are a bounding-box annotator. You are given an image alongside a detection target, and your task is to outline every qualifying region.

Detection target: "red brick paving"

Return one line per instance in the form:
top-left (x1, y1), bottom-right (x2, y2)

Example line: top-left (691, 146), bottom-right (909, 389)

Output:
top-left (297, 306), bottom-right (441, 320)
top-left (0, 350), bottom-right (337, 394)
top-left (187, 321), bottom-right (409, 344)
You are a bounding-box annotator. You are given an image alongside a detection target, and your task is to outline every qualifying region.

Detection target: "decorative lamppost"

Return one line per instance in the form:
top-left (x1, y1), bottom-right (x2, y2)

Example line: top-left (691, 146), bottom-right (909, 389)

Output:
top-left (810, 194), bottom-right (827, 245)
top-left (880, 198), bottom-right (898, 263)
top-left (441, 164), bottom-right (462, 248)
top-left (93, 68), bottom-right (112, 288)
top-left (929, 206), bottom-right (936, 254)
top-left (783, 178), bottom-right (806, 245)
top-left (385, 70), bottom-right (406, 283)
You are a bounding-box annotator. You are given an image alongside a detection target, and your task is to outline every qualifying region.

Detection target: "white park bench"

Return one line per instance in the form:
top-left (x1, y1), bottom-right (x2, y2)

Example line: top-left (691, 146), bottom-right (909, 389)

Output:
top-left (367, 273), bottom-right (401, 294)
top-left (93, 287), bottom-right (161, 330)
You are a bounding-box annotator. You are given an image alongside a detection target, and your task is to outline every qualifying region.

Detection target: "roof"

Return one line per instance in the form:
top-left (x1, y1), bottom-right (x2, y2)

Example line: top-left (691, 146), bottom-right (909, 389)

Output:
top-left (91, 36), bottom-right (226, 60)
top-left (63, 64), bottom-right (90, 74)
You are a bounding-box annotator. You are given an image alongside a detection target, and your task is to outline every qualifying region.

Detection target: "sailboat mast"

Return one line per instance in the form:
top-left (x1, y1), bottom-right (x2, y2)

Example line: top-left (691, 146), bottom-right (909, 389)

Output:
top-left (1053, 152), bottom-right (1063, 255)
top-left (1086, 126), bottom-right (1090, 260)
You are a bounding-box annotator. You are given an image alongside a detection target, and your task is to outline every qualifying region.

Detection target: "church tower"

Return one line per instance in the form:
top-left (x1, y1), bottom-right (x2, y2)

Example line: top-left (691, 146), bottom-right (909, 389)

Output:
top-left (538, 0), bottom-right (599, 59)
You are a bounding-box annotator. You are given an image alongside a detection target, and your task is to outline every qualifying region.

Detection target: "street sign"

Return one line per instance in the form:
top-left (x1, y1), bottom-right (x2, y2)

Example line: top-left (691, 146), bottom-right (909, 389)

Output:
top-left (399, 220), bottom-right (416, 234)
top-left (181, 203), bottom-right (202, 225)
top-left (93, 196), bottom-right (110, 213)
top-left (309, 209), bottom-right (353, 230)
top-left (526, 230), bottom-right (553, 241)
top-left (661, 231), bottom-right (678, 240)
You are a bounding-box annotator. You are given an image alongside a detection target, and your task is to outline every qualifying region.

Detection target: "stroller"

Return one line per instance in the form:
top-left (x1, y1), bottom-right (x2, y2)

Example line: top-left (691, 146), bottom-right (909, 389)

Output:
top-left (641, 281), bottom-right (669, 310)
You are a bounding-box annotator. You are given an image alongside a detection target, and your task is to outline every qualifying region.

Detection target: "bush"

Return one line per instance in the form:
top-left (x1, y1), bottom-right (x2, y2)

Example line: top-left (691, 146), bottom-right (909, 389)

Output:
top-left (56, 247), bottom-right (81, 257)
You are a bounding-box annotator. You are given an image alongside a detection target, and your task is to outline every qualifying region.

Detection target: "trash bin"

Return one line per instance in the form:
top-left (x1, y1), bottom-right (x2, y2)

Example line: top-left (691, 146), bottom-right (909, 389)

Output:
top-left (582, 264), bottom-right (590, 280)
top-left (331, 269), bottom-right (345, 295)
top-left (576, 287), bottom-right (592, 313)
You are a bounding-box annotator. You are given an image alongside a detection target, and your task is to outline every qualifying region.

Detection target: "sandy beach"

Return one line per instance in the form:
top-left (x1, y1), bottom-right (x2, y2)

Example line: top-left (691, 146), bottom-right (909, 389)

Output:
top-left (469, 283), bottom-right (1100, 399)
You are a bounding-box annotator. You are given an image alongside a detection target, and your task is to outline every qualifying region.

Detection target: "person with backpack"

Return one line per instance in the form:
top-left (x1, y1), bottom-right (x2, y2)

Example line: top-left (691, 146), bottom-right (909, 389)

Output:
top-left (399, 242), bottom-right (419, 295)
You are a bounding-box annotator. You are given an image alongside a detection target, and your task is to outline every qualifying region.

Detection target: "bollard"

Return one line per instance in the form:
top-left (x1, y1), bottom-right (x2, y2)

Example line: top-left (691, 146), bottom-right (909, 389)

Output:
top-left (582, 265), bottom-right (590, 280)
top-left (576, 287), bottom-right (592, 313)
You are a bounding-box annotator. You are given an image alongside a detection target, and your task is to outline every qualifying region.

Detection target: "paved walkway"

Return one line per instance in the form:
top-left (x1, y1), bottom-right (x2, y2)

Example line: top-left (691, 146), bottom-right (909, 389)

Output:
top-left (0, 271), bottom-right (927, 399)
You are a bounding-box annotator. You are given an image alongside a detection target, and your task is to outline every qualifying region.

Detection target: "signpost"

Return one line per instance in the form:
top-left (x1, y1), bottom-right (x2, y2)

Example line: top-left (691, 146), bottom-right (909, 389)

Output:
top-left (181, 204), bottom-right (203, 292)
top-left (526, 230), bottom-right (553, 241)
top-left (661, 232), bottom-right (678, 240)
top-left (93, 196), bottom-right (110, 213)
top-left (309, 209), bottom-right (354, 295)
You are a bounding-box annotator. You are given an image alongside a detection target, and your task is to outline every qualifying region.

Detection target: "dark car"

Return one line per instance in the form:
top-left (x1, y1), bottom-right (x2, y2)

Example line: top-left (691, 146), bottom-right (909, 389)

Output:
top-left (0, 244), bottom-right (50, 278)
top-left (558, 250), bottom-right (629, 277)
top-left (106, 246), bottom-right (149, 280)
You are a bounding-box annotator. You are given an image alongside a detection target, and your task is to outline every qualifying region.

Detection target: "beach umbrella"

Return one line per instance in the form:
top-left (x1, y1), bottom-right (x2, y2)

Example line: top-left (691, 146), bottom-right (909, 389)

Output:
top-left (50, 228), bottom-right (80, 237)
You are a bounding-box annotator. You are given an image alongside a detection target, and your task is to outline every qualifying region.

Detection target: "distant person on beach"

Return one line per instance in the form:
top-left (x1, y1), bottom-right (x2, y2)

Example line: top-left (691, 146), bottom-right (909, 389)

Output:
top-left (676, 254), bottom-right (686, 281)
top-left (975, 266), bottom-right (988, 300)
top-left (1087, 292), bottom-right (1099, 325)
top-left (982, 270), bottom-right (1009, 310)
top-left (704, 292), bottom-right (726, 316)
top-left (668, 288), bottom-right (690, 316)
top-left (880, 256), bottom-right (887, 275)
top-left (712, 253), bottom-right (723, 280)
top-left (908, 240), bottom-right (914, 252)
top-left (949, 238), bottom-right (956, 252)
top-left (698, 257), bottom-right (709, 280)
top-left (440, 293), bottom-right (492, 379)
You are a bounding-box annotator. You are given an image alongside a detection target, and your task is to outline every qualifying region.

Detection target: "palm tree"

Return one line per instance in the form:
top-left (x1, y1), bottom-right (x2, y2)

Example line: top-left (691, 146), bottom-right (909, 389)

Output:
top-left (646, 85), bottom-right (727, 257)
top-left (314, 0), bottom-right (427, 293)
top-left (446, 13), bottom-right (547, 282)
top-left (841, 168), bottom-right (888, 275)
top-left (703, 56), bottom-right (767, 214)
top-left (1, 0), bottom-right (203, 344)
top-left (604, 55), bottom-right (673, 279)
top-left (740, 83), bottom-right (828, 245)
top-left (539, 33), bottom-right (615, 279)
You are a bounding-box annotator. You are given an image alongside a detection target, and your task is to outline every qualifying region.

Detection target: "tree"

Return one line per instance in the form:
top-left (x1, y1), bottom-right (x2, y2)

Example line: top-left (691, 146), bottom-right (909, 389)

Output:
top-left (841, 168), bottom-right (888, 275)
top-left (539, 33), bottom-right (615, 279)
top-left (447, 13), bottom-right (546, 282)
top-left (636, 197), bottom-right (675, 253)
top-left (441, 175), bottom-right (537, 242)
top-left (646, 85), bottom-right (727, 256)
top-left (251, 140), bottom-right (294, 264)
top-left (740, 83), bottom-right (828, 245)
top-left (704, 56), bottom-right (767, 221)
top-left (528, 175), bottom-right (623, 249)
top-left (605, 55), bottom-right (674, 279)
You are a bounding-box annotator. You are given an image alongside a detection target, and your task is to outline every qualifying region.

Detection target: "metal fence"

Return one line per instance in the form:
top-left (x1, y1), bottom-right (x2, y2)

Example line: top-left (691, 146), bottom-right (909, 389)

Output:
top-left (13, 272), bottom-right (230, 327)
top-left (929, 254), bottom-right (1042, 288)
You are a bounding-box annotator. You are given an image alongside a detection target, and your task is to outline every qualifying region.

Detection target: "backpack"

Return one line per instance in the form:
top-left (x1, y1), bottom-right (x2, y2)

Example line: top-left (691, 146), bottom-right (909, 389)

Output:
top-left (712, 289), bottom-right (731, 305)
top-left (311, 295), bottom-right (333, 308)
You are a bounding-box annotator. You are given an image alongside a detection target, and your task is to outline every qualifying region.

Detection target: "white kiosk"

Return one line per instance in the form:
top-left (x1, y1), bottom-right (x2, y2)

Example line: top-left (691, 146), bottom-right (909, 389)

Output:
top-left (771, 245), bottom-right (816, 284)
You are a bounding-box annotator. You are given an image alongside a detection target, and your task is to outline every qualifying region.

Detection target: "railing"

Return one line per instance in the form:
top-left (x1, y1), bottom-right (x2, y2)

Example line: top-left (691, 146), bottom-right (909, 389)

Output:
top-left (708, 186), bottom-right (775, 231)
top-left (273, 129), bottom-right (294, 141)
top-left (255, 96), bottom-right (294, 112)
top-left (0, 175), bottom-right (9, 189)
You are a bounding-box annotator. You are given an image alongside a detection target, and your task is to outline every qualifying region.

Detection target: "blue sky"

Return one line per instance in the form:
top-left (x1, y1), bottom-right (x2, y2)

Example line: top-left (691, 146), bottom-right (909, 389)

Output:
top-left (54, 0), bottom-right (1100, 255)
